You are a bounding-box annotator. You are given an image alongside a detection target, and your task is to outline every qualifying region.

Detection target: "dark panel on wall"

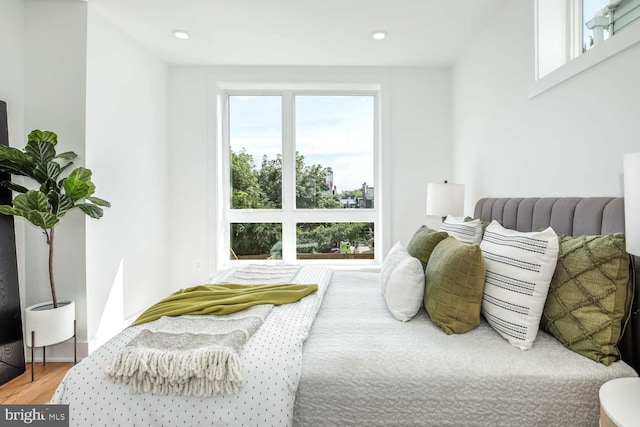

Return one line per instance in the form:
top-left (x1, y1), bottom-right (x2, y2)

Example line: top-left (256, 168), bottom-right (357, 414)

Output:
top-left (0, 100), bottom-right (25, 385)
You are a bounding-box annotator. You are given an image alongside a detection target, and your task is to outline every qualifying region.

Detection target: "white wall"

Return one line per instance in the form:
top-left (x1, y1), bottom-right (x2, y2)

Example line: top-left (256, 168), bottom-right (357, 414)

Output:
top-left (23, 0), bottom-right (88, 359)
top-left (453, 1), bottom-right (640, 213)
top-left (168, 66), bottom-right (451, 286)
top-left (15, 0), bottom-right (171, 359)
top-left (0, 0), bottom-right (26, 316)
top-left (86, 5), bottom-right (170, 351)
top-left (390, 68), bottom-right (452, 241)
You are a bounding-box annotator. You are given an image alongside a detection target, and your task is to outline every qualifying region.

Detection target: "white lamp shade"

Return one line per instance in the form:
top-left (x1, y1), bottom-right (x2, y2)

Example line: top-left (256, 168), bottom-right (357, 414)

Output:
top-left (624, 152), bottom-right (640, 256)
top-left (426, 182), bottom-right (465, 217)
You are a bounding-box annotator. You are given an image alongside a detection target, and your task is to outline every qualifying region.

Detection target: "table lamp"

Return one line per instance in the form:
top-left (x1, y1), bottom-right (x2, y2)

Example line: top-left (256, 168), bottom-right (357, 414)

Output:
top-left (426, 180), bottom-right (465, 221)
top-left (624, 152), bottom-right (640, 256)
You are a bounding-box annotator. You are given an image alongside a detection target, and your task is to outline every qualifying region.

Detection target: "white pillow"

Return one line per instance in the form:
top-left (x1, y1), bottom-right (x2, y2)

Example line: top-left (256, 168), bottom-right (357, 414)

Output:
top-left (439, 215), bottom-right (483, 245)
top-left (480, 221), bottom-right (559, 350)
top-left (380, 242), bottom-right (425, 322)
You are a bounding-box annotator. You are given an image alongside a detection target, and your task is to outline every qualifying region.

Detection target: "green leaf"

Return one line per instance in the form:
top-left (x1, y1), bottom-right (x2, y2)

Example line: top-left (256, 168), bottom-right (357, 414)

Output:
top-left (32, 165), bottom-right (49, 182)
top-left (49, 192), bottom-right (74, 216)
top-left (13, 190), bottom-right (48, 212)
top-left (86, 181), bottom-right (95, 197)
top-left (87, 196), bottom-right (111, 207)
top-left (68, 167), bottom-right (92, 182)
top-left (26, 211), bottom-right (59, 229)
top-left (40, 179), bottom-right (60, 195)
top-left (0, 161), bottom-right (31, 176)
top-left (28, 130), bottom-right (57, 146)
top-left (26, 140), bottom-right (56, 165)
top-left (0, 145), bottom-right (31, 163)
top-left (0, 205), bottom-right (24, 217)
top-left (0, 181), bottom-right (28, 193)
top-left (0, 146), bottom-right (38, 180)
top-left (76, 203), bottom-right (103, 219)
top-left (0, 161), bottom-right (32, 178)
top-left (54, 151), bottom-right (77, 161)
top-left (45, 162), bottom-right (61, 180)
top-left (63, 176), bottom-right (90, 201)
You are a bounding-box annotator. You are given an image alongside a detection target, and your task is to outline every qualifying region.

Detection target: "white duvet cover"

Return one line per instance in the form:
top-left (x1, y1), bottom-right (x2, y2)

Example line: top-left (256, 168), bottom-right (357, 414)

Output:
top-left (51, 265), bottom-right (332, 427)
top-left (293, 271), bottom-right (638, 427)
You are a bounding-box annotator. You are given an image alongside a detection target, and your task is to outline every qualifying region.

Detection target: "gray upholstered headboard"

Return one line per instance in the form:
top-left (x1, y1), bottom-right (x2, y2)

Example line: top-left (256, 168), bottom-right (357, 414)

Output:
top-left (474, 197), bottom-right (639, 373)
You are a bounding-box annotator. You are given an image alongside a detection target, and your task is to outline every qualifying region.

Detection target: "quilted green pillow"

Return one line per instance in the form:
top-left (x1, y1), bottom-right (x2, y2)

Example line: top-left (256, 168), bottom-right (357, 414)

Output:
top-left (406, 226), bottom-right (448, 271)
top-left (541, 234), bottom-right (632, 365)
top-left (424, 237), bottom-right (487, 334)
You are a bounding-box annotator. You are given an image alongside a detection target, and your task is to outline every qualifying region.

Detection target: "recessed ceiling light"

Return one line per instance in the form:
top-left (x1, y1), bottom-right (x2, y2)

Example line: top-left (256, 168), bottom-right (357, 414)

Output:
top-left (173, 30), bottom-right (190, 40)
top-left (372, 30), bottom-right (387, 40)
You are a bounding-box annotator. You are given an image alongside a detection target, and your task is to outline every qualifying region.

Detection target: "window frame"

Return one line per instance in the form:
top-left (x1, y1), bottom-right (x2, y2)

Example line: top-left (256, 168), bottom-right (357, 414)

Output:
top-left (216, 84), bottom-right (382, 268)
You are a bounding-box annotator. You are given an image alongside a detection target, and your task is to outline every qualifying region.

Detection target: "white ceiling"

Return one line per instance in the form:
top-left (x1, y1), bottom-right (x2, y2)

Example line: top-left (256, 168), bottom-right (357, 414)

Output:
top-left (87, 0), bottom-right (505, 67)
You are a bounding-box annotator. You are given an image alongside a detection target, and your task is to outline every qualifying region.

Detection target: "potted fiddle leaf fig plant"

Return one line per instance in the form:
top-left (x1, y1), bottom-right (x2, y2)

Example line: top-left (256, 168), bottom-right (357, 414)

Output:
top-left (0, 129), bottom-right (110, 350)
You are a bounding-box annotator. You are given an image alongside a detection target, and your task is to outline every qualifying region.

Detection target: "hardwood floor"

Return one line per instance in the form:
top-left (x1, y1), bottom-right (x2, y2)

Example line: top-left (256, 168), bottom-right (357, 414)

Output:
top-left (0, 362), bottom-right (73, 404)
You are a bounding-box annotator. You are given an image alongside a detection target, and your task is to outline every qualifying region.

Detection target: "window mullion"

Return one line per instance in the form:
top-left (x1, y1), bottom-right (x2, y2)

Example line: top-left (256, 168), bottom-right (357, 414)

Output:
top-left (569, 0), bottom-right (583, 59)
top-left (221, 93), bottom-right (231, 266)
top-left (281, 91), bottom-right (296, 262)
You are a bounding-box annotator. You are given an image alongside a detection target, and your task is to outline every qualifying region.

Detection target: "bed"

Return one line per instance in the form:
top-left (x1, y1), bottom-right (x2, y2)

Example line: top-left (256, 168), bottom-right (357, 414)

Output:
top-left (51, 197), bottom-right (639, 426)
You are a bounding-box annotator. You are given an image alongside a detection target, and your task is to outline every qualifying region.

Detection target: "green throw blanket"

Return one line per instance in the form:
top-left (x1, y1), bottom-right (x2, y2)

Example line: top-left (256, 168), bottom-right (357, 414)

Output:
top-left (107, 282), bottom-right (319, 397)
top-left (132, 283), bottom-right (318, 326)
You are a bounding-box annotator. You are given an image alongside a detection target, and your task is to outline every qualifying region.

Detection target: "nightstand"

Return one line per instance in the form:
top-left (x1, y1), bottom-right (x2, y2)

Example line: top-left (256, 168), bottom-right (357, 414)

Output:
top-left (599, 377), bottom-right (640, 427)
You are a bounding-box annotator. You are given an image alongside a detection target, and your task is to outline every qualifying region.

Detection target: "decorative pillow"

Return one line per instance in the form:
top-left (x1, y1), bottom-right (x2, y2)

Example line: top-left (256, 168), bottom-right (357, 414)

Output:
top-left (541, 234), bottom-right (632, 365)
top-left (440, 215), bottom-right (482, 245)
top-left (381, 242), bottom-right (425, 321)
top-left (406, 226), bottom-right (448, 271)
top-left (424, 237), bottom-right (487, 334)
top-left (464, 216), bottom-right (500, 238)
top-left (480, 221), bottom-right (559, 350)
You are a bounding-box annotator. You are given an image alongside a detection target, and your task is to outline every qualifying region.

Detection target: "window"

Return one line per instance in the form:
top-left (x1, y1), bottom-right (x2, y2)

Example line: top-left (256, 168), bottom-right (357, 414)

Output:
top-left (533, 0), bottom-right (640, 94)
top-left (221, 89), bottom-right (379, 265)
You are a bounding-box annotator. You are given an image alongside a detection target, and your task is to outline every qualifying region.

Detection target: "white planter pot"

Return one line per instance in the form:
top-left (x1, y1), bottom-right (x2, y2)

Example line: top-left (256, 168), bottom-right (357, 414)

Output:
top-left (25, 300), bottom-right (75, 348)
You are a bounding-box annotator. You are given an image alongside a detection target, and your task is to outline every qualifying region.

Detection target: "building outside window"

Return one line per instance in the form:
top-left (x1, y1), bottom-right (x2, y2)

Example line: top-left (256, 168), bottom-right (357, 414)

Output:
top-left (578, 0), bottom-right (639, 54)
top-left (583, 0), bottom-right (612, 51)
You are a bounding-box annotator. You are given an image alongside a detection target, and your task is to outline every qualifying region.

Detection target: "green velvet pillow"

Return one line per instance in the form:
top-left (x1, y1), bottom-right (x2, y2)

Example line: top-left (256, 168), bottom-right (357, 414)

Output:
top-left (540, 234), bottom-right (632, 365)
top-left (424, 237), bottom-right (487, 335)
top-left (406, 226), bottom-right (448, 271)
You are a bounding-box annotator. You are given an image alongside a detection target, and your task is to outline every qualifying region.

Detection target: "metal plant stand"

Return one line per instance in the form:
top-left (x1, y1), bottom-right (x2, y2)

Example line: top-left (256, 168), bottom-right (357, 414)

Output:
top-left (30, 320), bottom-right (77, 382)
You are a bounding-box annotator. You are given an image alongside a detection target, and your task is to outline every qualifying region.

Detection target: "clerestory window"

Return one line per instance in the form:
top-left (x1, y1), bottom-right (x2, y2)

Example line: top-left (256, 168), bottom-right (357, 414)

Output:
top-left (533, 0), bottom-right (640, 93)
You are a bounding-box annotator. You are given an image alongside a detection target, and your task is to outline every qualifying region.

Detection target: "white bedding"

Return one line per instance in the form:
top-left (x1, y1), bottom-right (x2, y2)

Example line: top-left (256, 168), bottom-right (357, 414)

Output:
top-left (51, 265), bottom-right (332, 427)
top-left (293, 271), bottom-right (638, 427)
top-left (52, 268), bottom-right (637, 426)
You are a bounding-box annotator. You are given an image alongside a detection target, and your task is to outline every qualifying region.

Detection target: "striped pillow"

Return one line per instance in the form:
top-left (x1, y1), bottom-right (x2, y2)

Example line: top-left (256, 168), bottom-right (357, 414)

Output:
top-left (440, 215), bottom-right (482, 245)
top-left (480, 221), bottom-right (559, 350)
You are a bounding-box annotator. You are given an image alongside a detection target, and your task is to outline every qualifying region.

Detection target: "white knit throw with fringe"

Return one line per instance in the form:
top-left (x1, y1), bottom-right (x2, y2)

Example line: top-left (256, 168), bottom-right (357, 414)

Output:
top-left (105, 305), bottom-right (273, 397)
